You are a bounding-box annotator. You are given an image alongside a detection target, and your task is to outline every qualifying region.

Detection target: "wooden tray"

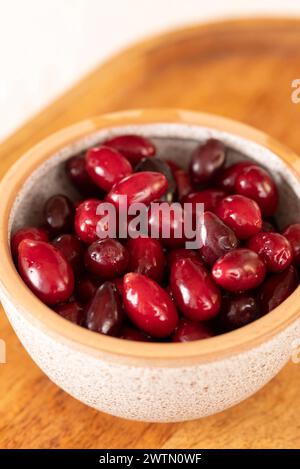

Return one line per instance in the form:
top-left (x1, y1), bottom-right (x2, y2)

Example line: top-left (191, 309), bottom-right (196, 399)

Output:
top-left (1, 17), bottom-right (300, 449)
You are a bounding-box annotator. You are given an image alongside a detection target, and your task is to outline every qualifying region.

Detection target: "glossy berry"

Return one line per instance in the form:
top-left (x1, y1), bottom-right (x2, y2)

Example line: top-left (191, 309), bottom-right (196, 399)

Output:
top-left (85, 282), bottom-right (124, 336)
top-left (189, 138), bottom-right (226, 185)
top-left (218, 293), bottom-right (261, 332)
top-left (65, 155), bottom-right (100, 197)
top-left (216, 161), bottom-right (252, 191)
top-left (235, 164), bottom-right (278, 216)
top-left (135, 157), bottom-right (176, 203)
top-left (148, 202), bottom-right (186, 248)
top-left (74, 199), bottom-right (103, 244)
top-left (86, 145), bottom-right (132, 192)
top-left (52, 234), bottom-right (84, 275)
top-left (173, 169), bottom-right (193, 200)
top-left (170, 258), bottom-right (221, 321)
top-left (247, 232), bottom-right (292, 272)
top-left (127, 237), bottom-right (165, 282)
top-left (55, 301), bottom-right (84, 325)
top-left (212, 248), bottom-right (266, 292)
top-left (18, 239), bottom-right (74, 305)
top-left (104, 134), bottom-right (156, 165)
top-left (120, 325), bottom-right (152, 342)
top-left (168, 248), bottom-right (200, 267)
top-left (105, 172), bottom-right (168, 208)
top-left (75, 276), bottom-right (100, 304)
top-left (200, 211), bottom-right (238, 265)
top-left (282, 223), bottom-right (300, 265)
top-left (11, 227), bottom-right (48, 259)
top-left (172, 319), bottom-right (214, 342)
top-left (259, 265), bottom-right (299, 313)
top-left (123, 273), bottom-right (178, 338)
top-left (44, 194), bottom-right (74, 236)
top-left (216, 194), bottom-right (262, 239)
top-left (85, 238), bottom-right (129, 279)
top-left (182, 189), bottom-right (227, 213)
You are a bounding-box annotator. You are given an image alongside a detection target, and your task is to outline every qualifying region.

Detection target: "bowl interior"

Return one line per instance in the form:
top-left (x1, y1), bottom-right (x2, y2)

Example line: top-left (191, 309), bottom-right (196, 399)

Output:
top-left (10, 123), bottom-right (300, 234)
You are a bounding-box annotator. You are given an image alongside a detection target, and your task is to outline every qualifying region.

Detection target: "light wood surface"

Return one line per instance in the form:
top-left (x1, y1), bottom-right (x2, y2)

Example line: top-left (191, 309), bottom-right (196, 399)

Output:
top-left (1, 17), bottom-right (300, 449)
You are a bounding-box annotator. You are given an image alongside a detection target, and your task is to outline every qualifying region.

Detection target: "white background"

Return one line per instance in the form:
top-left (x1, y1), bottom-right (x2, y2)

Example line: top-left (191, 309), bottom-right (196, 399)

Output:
top-left (1, 0), bottom-right (300, 141)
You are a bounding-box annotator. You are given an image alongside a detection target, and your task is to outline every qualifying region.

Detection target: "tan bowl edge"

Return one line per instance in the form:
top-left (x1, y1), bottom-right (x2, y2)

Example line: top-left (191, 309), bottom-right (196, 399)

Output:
top-left (0, 108), bottom-right (300, 366)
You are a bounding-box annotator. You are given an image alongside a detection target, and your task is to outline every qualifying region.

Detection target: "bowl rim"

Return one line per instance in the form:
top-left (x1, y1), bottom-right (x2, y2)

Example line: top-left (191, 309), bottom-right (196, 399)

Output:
top-left (0, 108), bottom-right (300, 365)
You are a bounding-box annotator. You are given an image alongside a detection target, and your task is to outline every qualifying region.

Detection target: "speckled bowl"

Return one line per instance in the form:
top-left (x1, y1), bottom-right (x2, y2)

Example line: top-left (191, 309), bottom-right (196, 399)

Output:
top-left (0, 109), bottom-right (300, 422)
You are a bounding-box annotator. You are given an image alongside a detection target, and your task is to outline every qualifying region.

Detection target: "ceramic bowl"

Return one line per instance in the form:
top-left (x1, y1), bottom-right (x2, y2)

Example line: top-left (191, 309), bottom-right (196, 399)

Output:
top-left (0, 109), bottom-right (300, 423)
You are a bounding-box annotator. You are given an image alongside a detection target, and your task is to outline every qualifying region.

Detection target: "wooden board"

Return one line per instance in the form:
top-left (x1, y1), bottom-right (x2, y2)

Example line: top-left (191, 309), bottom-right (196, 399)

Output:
top-left (1, 17), bottom-right (300, 449)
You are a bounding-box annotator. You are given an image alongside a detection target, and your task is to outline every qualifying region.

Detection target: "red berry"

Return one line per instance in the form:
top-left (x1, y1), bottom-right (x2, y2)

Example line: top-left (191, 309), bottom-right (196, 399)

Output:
top-left (200, 211), bottom-right (238, 265)
top-left (55, 301), bottom-right (84, 325)
top-left (189, 138), bottom-right (226, 185)
top-left (247, 232), bottom-right (292, 272)
top-left (86, 146), bottom-right (132, 192)
top-left (182, 189), bottom-right (227, 213)
top-left (170, 258), bottom-right (221, 321)
top-left (11, 227), bottom-right (48, 259)
top-left (104, 134), bottom-right (156, 165)
top-left (135, 157), bottom-right (176, 203)
top-left (123, 273), bottom-right (178, 338)
top-left (52, 234), bottom-right (84, 275)
top-left (120, 325), bottom-right (152, 341)
top-left (235, 164), bottom-right (278, 216)
top-left (85, 238), bottom-right (129, 279)
top-left (259, 265), bottom-right (299, 313)
top-left (282, 223), bottom-right (300, 265)
top-left (18, 239), bottom-right (74, 305)
top-left (44, 194), bottom-right (74, 236)
top-left (85, 282), bottom-right (124, 336)
top-left (218, 293), bottom-right (261, 332)
top-left (172, 318), bottom-right (214, 342)
top-left (168, 248), bottom-right (200, 267)
top-left (216, 162), bottom-right (252, 191)
top-left (212, 248), bottom-right (266, 292)
top-left (127, 237), bottom-right (165, 282)
top-left (75, 199), bottom-right (106, 244)
top-left (173, 169), bottom-right (193, 200)
top-left (65, 155), bottom-right (100, 197)
top-left (148, 202), bottom-right (186, 248)
top-left (105, 172), bottom-right (168, 208)
top-left (75, 276), bottom-right (100, 304)
top-left (216, 194), bottom-right (262, 239)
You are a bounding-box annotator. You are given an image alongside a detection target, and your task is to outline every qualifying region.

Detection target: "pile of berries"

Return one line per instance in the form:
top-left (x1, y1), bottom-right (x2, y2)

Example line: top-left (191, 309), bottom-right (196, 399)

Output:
top-left (12, 135), bottom-right (300, 342)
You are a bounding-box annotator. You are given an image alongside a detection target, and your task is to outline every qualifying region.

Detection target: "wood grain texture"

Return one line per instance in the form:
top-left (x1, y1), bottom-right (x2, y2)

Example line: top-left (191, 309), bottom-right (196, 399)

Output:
top-left (1, 17), bottom-right (300, 449)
